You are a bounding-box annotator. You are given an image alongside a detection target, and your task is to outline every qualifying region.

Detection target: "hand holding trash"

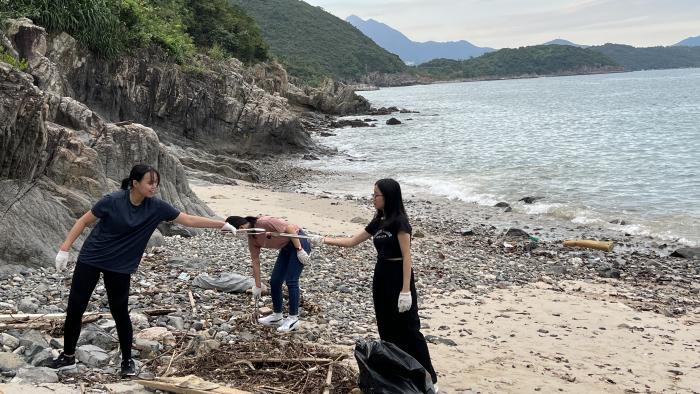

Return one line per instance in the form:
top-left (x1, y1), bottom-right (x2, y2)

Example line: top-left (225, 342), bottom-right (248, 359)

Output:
top-left (221, 222), bottom-right (236, 234)
top-left (55, 250), bottom-right (70, 272)
top-left (297, 249), bottom-right (310, 265)
top-left (252, 285), bottom-right (262, 300)
top-left (310, 235), bottom-right (324, 247)
top-left (397, 291), bottom-right (412, 313)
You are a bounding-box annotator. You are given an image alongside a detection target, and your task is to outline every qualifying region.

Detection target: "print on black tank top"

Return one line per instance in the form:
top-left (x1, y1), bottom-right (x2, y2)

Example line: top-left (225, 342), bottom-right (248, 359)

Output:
top-left (365, 216), bottom-right (412, 260)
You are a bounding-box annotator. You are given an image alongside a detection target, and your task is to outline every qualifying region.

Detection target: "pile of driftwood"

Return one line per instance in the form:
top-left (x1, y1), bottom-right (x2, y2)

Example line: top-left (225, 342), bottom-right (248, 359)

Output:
top-left (2, 311), bottom-right (359, 393)
top-left (151, 333), bottom-right (358, 394)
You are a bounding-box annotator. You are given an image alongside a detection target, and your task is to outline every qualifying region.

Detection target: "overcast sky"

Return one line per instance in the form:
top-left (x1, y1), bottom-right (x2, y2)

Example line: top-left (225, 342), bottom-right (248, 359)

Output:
top-left (304, 0), bottom-right (700, 48)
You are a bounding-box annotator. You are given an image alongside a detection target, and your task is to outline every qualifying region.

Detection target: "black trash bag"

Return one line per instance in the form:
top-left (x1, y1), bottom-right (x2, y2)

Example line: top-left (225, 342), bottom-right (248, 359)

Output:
top-left (354, 340), bottom-right (435, 394)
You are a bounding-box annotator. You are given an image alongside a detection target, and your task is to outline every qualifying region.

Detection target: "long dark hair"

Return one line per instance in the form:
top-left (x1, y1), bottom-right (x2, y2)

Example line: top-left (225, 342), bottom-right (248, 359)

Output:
top-left (226, 215), bottom-right (258, 229)
top-left (374, 178), bottom-right (409, 228)
top-left (121, 164), bottom-right (160, 190)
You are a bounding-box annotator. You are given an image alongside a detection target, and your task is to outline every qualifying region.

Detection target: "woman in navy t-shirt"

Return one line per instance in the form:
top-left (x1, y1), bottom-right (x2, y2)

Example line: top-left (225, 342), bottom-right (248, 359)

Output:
top-left (319, 178), bottom-right (438, 389)
top-left (46, 164), bottom-right (236, 377)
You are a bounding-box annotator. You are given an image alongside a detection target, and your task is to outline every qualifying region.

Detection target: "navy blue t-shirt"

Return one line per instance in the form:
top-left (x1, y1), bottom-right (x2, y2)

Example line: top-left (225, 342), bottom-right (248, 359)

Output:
top-left (365, 215), bottom-right (412, 260)
top-left (78, 189), bottom-right (180, 274)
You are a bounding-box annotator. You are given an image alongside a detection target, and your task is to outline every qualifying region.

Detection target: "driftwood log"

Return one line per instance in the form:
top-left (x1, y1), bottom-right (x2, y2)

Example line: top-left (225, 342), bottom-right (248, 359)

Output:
top-left (563, 239), bottom-right (614, 252)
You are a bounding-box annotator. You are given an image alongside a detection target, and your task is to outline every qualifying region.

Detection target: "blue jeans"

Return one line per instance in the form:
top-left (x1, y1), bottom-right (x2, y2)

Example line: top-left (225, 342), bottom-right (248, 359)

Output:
top-left (270, 230), bottom-right (310, 316)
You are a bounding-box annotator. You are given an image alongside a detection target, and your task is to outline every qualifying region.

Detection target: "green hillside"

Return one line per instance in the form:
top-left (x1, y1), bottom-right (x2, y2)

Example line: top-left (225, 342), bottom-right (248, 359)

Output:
top-left (591, 44), bottom-right (700, 71)
top-left (230, 0), bottom-right (407, 84)
top-left (416, 45), bottom-right (620, 80)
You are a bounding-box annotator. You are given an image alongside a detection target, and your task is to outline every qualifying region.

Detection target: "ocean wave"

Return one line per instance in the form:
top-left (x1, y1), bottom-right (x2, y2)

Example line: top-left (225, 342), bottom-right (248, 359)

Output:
top-left (400, 177), bottom-right (499, 206)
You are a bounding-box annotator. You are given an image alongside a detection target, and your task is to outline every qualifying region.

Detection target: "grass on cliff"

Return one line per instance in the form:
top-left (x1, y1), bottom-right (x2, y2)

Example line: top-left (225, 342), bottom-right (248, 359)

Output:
top-left (0, 0), bottom-right (269, 64)
top-left (0, 47), bottom-right (29, 71)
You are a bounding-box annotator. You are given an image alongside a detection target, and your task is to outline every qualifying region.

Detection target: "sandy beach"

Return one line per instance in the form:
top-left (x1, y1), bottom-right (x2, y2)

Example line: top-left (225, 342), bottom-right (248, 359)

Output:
top-left (0, 175), bottom-right (697, 394)
top-left (190, 180), bottom-right (700, 393)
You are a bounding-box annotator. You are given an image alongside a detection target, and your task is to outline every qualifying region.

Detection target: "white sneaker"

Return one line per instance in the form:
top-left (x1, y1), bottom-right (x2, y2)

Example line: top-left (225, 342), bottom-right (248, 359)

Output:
top-left (433, 383), bottom-right (439, 393)
top-left (258, 312), bottom-right (283, 326)
top-left (276, 316), bottom-right (300, 333)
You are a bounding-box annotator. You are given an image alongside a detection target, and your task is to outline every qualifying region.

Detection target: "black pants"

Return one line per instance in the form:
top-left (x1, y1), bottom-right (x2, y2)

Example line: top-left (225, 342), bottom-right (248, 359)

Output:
top-left (372, 259), bottom-right (438, 383)
top-left (63, 262), bottom-right (133, 361)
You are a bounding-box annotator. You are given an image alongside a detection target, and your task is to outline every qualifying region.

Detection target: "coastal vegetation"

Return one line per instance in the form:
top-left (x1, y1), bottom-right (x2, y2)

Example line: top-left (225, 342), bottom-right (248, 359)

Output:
top-left (230, 0), bottom-right (407, 84)
top-left (415, 45), bottom-right (620, 80)
top-left (590, 44), bottom-right (700, 71)
top-left (0, 0), bottom-right (269, 63)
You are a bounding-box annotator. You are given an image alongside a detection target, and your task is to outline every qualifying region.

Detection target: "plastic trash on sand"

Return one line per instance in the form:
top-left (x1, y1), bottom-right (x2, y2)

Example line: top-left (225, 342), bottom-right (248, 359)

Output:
top-left (354, 340), bottom-right (436, 394)
top-left (192, 272), bottom-right (254, 293)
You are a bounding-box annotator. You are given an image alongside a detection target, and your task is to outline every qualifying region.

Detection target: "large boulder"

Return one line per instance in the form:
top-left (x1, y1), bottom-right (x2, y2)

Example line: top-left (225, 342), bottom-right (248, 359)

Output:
top-left (288, 78), bottom-right (370, 115)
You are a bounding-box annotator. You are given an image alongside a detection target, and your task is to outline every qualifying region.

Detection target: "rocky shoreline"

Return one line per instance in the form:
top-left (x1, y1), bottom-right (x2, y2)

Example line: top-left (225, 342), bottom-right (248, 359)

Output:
top-left (2, 156), bottom-right (698, 392)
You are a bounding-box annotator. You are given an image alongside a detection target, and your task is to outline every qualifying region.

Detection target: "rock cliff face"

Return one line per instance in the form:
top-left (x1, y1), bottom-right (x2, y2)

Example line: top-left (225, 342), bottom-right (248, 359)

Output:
top-left (1, 60), bottom-right (210, 267)
top-left (0, 18), bottom-right (371, 268)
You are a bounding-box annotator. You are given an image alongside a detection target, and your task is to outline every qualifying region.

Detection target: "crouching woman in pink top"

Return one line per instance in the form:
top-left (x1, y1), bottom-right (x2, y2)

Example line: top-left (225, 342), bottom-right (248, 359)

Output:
top-left (226, 215), bottom-right (311, 333)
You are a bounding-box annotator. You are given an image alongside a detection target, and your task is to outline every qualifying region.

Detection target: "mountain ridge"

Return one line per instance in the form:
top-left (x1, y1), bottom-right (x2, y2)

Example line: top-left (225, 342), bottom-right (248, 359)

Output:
top-left (346, 14), bottom-right (493, 65)
top-left (544, 38), bottom-right (589, 48)
top-left (675, 35), bottom-right (700, 46)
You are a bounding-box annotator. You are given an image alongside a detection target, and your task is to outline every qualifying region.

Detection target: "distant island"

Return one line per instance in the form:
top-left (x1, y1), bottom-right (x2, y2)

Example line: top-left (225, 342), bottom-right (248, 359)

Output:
top-left (415, 45), bottom-right (622, 81)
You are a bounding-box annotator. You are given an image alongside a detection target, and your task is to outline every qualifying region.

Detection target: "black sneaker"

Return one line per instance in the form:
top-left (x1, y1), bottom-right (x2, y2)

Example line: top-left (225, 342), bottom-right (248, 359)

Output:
top-left (120, 359), bottom-right (137, 378)
top-left (44, 352), bottom-right (76, 369)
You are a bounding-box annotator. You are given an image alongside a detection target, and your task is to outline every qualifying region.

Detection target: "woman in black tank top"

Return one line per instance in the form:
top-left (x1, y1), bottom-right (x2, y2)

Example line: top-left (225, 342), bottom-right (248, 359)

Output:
top-left (318, 178), bottom-right (438, 389)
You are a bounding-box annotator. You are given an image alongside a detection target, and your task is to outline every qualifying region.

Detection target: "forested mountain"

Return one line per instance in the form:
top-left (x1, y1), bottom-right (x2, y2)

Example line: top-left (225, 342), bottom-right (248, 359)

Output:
top-left (345, 15), bottom-right (493, 65)
top-left (591, 44), bottom-right (700, 71)
top-left (230, 0), bottom-right (407, 84)
top-left (416, 45), bottom-right (620, 80)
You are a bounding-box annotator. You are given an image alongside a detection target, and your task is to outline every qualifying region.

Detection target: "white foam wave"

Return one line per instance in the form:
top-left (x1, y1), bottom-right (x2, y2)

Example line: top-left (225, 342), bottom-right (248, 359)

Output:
top-left (520, 202), bottom-right (568, 216)
top-left (401, 177), bottom-right (499, 206)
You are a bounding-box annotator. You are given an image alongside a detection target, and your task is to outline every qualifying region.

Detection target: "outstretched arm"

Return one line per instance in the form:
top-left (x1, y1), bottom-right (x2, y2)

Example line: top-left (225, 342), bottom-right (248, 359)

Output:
top-left (173, 213), bottom-right (228, 229)
top-left (60, 211), bottom-right (98, 252)
top-left (322, 230), bottom-right (371, 248)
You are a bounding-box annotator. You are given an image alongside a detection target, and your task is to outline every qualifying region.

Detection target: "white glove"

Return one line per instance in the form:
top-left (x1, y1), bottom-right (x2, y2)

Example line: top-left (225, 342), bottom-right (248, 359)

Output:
top-left (310, 235), bottom-right (324, 247)
top-left (297, 249), bottom-right (310, 265)
top-left (252, 285), bottom-right (262, 300)
top-left (398, 291), bottom-right (412, 313)
top-left (221, 222), bottom-right (236, 234)
top-left (55, 250), bottom-right (70, 272)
